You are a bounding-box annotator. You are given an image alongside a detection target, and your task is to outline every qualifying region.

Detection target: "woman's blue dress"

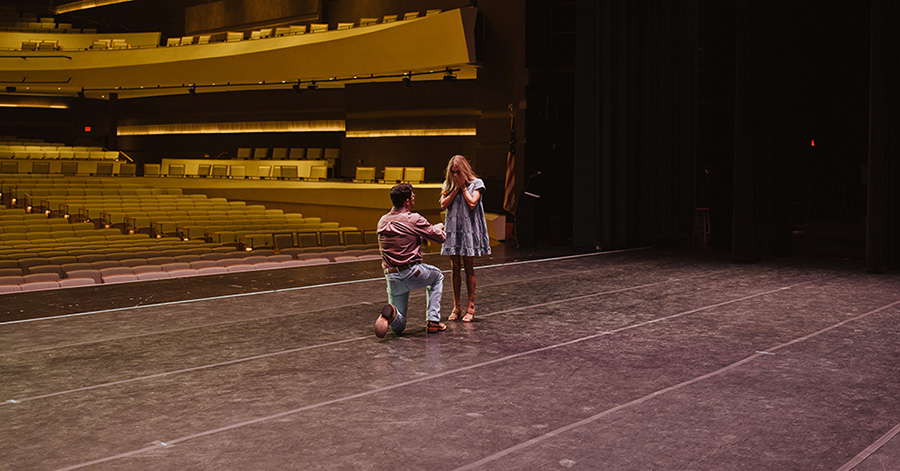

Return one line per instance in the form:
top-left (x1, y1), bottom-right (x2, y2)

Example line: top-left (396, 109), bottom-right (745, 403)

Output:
top-left (441, 178), bottom-right (492, 257)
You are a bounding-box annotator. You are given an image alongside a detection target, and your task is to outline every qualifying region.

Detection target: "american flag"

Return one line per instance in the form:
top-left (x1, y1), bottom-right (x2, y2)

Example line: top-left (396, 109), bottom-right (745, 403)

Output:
top-left (503, 107), bottom-right (517, 215)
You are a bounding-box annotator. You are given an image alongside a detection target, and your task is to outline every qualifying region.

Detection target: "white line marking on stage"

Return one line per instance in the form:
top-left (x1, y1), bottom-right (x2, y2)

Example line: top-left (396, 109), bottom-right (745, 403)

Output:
top-left (838, 420), bottom-right (900, 471)
top-left (52, 279), bottom-right (823, 470)
top-left (6, 274), bottom-right (682, 405)
top-left (6, 336), bottom-right (369, 405)
top-left (2, 250), bottom-right (662, 355)
top-left (0, 277), bottom-right (381, 326)
top-left (453, 298), bottom-right (900, 471)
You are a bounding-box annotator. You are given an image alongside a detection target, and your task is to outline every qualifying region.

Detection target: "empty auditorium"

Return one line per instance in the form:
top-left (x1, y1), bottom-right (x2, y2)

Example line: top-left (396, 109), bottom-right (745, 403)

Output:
top-left (1, 1), bottom-right (898, 469)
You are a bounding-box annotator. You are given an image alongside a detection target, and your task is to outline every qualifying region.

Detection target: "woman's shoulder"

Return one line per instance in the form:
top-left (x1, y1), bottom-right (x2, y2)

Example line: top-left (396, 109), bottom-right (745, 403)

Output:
top-left (470, 177), bottom-right (485, 189)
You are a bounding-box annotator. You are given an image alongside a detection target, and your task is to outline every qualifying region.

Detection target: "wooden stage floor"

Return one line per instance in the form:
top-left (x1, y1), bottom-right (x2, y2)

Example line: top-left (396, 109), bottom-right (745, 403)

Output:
top-left (1, 246), bottom-right (899, 470)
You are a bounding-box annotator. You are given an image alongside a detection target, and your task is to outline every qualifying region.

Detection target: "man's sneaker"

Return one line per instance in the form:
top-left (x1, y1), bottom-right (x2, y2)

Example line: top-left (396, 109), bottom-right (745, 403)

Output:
top-left (426, 320), bottom-right (447, 333)
top-left (374, 304), bottom-right (395, 338)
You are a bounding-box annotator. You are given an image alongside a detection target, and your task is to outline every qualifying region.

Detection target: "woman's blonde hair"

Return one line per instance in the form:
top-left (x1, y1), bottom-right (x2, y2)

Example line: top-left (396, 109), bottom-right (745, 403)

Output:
top-left (442, 154), bottom-right (477, 195)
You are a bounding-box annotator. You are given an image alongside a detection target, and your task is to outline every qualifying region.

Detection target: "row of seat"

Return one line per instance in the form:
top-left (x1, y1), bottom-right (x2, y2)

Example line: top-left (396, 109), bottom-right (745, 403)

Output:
top-left (145, 219), bottom-right (333, 242)
top-left (0, 220), bottom-right (95, 233)
top-left (234, 147), bottom-right (339, 161)
top-left (354, 166), bottom-right (425, 183)
top-left (0, 8), bottom-right (73, 30)
top-left (0, 176), bottom-right (152, 189)
top-left (1, 247), bottom-right (382, 277)
top-left (0, 160), bottom-right (423, 183)
top-left (30, 194), bottom-right (250, 209)
top-left (2, 248), bottom-right (258, 275)
top-left (25, 194), bottom-right (240, 215)
top-left (0, 144), bottom-right (101, 151)
top-left (0, 240), bottom-right (227, 262)
top-left (166, 10), bottom-right (442, 48)
top-left (44, 203), bottom-right (240, 220)
top-left (1, 24), bottom-right (88, 33)
top-left (0, 212), bottom-right (323, 242)
top-left (0, 161), bottom-right (135, 178)
top-left (0, 149), bottom-right (119, 160)
top-left (16, 186), bottom-right (180, 205)
top-left (0, 247), bottom-right (383, 294)
top-left (239, 227), bottom-right (377, 250)
top-left (146, 163), bottom-right (324, 180)
top-left (6, 181), bottom-right (158, 191)
top-left (0, 230), bottom-right (377, 266)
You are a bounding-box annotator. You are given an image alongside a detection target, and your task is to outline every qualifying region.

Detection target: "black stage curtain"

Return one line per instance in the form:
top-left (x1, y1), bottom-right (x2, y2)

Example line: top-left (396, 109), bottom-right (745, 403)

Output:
top-left (730, 1), bottom-right (799, 262)
top-left (573, 0), bottom-right (698, 251)
top-left (866, 0), bottom-right (900, 272)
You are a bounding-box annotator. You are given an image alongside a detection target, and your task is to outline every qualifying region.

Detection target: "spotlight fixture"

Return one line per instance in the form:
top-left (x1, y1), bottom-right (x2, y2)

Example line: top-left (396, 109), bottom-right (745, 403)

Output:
top-left (442, 67), bottom-right (457, 81)
top-left (77, 89), bottom-right (85, 99)
top-left (292, 81), bottom-right (301, 93)
top-left (5, 86), bottom-right (15, 93)
top-left (188, 85), bottom-right (196, 96)
top-left (307, 81), bottom-right (317, 90)
top-left (402, 76), bottom-right (412, 89)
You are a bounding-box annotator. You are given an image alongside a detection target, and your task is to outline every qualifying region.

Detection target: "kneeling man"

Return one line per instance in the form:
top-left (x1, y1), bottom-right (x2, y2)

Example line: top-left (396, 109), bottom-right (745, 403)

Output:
top-left (375, 183), bottom-right (447, 337)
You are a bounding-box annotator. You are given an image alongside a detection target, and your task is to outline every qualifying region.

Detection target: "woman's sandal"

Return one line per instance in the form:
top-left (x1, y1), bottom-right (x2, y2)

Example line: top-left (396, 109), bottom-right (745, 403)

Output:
top-left (448, 307), bottom-right (461, 321)
top-left (462, 308), bottom-right (475, 323)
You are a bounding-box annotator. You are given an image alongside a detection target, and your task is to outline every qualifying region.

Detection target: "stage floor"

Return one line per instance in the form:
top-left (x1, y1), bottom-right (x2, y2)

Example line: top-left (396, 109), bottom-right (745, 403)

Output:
top-left (1, 245), bottom-right (899, 470)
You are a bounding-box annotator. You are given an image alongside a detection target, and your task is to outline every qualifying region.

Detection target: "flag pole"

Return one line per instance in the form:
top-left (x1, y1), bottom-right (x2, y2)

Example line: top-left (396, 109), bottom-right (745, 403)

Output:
top-left (503, 103), bottom-right (518, 245)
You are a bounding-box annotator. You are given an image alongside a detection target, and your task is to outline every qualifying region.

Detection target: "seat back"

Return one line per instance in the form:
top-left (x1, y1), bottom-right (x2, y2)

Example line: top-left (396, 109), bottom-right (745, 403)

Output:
top-left (383, 167), bottom-right (404, 183)
top-left (309, 166), bottom-right (327, 180)
top-left (143, 163), bottom-right (160, 177)
top-left (404, 167), bottom-right (424, 183)
top-left (355, 167), bottom-right (376, 182)
top-left (167, 164), bottom-right (185, 177)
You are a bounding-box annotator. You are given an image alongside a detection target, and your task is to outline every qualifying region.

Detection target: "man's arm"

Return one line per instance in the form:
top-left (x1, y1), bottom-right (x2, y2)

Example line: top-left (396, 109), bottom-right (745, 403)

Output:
top-left (413, 214), bottom-right (446, 244)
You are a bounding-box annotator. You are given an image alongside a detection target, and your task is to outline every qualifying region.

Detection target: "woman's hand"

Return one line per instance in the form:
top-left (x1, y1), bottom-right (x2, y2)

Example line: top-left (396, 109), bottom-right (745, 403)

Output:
top-left (439, 184), bottom-right (459, 210)
top-left (454, 173), bottom-right (467, 189)
top-left (460, 184), bottom-right (482, 210)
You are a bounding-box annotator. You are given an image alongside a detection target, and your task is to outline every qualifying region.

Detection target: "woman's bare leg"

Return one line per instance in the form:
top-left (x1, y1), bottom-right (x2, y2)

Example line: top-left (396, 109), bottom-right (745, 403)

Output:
top-left (462, 256), bottom-right (476, 321)
top-left (449, 255), bottom-right (462, 319)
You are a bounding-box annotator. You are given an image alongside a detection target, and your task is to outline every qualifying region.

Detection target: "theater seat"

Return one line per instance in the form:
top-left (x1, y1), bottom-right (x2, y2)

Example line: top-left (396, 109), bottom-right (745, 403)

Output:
top-left (58, 278), bottom-right (97, 288)
top-left (102, 274), bottom-right (138, 284)
top-left (271, 148), bottom-right (288, 160)
top-left (167, 164), bottom-right (185, 177)
top-left (309, 166), bottom-right (327, 180)
top-left (20, 281), bottom-right (60, 292)
top-left (382, 167), bottom-right (404, 183)
top-left (119, 163), bottom-right (136, 176)
top-left (354, 167), bottom-right (376, 182)
top-left (136, 271), bottom-right (169, 281)
top-left (211, 164), bottom-right (228, 177)
top-left (404, 167), bottom-right (425, 183)
top-left (95, 162), bottom-right (113, 176)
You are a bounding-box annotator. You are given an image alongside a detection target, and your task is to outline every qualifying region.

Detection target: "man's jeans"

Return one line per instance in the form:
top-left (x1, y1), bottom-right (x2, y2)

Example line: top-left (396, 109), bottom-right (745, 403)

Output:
top-left (384, 262), bottom-right (443, 334)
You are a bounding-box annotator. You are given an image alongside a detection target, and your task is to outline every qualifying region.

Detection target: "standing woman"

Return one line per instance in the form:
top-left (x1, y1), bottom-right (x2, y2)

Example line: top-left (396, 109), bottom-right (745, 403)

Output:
top-left (440, 154), bottom-right (491, 322)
